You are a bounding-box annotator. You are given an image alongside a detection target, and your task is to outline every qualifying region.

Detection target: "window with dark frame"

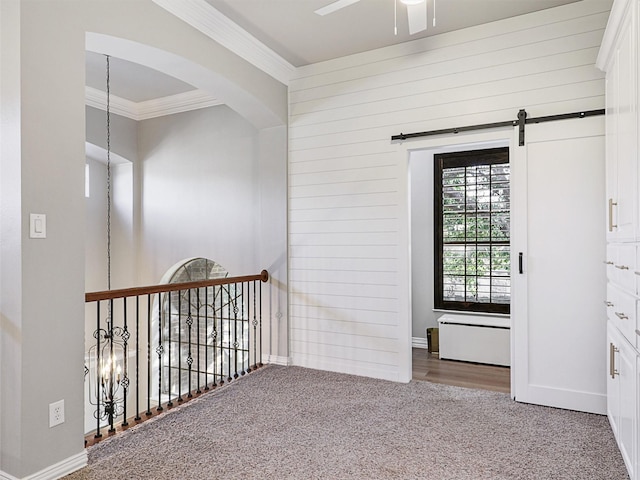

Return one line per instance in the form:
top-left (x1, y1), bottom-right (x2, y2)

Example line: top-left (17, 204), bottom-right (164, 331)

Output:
top-left (434, 147), bottom-right (510, 314)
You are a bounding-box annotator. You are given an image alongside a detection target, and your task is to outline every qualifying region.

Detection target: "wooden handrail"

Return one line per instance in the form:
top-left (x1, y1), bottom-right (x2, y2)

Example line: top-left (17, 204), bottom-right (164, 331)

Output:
top-left (85, 269), bottom-right (269, 303)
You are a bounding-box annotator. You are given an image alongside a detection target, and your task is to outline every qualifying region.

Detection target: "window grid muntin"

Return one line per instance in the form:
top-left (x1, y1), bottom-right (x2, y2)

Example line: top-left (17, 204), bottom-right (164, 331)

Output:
top-left (435, 148), bottom-right (510, 314)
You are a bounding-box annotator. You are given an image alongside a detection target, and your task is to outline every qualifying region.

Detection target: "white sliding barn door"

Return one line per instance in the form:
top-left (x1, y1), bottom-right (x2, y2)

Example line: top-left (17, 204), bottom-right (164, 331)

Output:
top-left (512, 116), bottom-right (606, 414)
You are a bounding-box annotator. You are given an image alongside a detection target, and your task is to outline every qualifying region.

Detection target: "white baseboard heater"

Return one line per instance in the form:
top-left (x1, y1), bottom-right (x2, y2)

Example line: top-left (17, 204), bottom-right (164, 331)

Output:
top-left (437, 314), bottom-right (510, 367)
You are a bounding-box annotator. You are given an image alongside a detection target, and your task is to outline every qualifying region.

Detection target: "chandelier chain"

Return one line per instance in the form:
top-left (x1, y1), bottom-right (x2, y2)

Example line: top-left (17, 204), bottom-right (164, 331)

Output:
top-left (106, 55), bottom-right (112, 293)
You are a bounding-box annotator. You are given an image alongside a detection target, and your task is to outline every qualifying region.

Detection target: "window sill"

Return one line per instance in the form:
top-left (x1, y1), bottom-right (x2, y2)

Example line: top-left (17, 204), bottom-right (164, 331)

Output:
top-left (433, 309), bottom-right (510, 318)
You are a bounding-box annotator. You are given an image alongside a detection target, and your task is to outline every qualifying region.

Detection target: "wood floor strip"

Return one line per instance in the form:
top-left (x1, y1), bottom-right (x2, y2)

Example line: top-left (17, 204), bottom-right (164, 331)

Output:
top-left (412, 348), bottom-right (510, 394)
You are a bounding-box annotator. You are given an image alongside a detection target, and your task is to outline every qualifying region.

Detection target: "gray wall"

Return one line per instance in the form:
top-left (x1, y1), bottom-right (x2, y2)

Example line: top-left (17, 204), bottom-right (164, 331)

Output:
top-left (137, 105), bottom-right (262, 282)
top-left (137, 106), bottom-right (288, 362)
top-left (0, 1), bottom-right (287, 476)
top-left (0, 0), bottom-right (25, 473)
top-left (1, 1), bottom-right (87, 475)
top-left (85, 107), bottom-right (137, 294)
top-left (86, 103), bottom-right (288, 369)
top-left (85, 157), bottom-right (108, 293)
top-left (86, 106), bottom-right (139, 163)
top-left (409, 150), bottom-right (438, 338)
top-left (258, 125), bottom-right (289, 362)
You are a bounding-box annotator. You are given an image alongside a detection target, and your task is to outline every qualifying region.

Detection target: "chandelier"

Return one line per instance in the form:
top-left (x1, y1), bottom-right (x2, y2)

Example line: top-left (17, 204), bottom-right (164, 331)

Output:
top-left (86, 314), bottom-right (129, 431)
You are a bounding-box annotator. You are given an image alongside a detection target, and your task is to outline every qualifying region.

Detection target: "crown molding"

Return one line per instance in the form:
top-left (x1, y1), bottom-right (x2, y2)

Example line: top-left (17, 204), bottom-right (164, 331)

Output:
top-left (152, 0), bottom-right (296, 85)
top-left (85, 86), bottom-right (137, 119)
top-left (85, 87), bottom-right (222, 121)
top-left (137, 90), bottom-right (222, 120)
top-left (596, 0), bottom-right (631, 71)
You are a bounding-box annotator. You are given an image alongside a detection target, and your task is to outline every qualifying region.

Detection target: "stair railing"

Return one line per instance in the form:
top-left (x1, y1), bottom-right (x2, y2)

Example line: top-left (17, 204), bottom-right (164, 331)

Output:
top-left (84, 270), bottom-right (268, 444)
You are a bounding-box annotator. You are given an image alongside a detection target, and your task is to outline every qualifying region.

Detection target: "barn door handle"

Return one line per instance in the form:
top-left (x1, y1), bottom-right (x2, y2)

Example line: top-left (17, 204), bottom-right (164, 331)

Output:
top-left (518, 252), bottom-right (523, 274)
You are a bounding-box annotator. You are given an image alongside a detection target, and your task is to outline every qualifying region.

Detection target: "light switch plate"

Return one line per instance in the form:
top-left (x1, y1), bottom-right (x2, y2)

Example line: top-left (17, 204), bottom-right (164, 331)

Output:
top-left (29, 213), bottom-right (46, 239)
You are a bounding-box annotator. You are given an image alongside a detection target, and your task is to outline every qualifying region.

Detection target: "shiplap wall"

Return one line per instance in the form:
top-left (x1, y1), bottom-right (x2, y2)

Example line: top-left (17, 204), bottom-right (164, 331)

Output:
top-left (288, 1), bottom-right (611, 382)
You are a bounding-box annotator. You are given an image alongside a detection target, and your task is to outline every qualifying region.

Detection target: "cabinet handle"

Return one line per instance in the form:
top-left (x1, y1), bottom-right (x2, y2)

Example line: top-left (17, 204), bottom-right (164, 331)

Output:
top-left (615, 264), bottom-right (629, 270)
top-left (604, 301), bottom-right (613, 307)
top-left (603, 260), bottom-right (614, 265)
top-left (636, 330), bottom-right (640, 337)
top-left (634, 271), bottom-right (640, 276)
top-left (608, 198), bottom-right (617, 231)
top-left (610, 343), bottom-right (619, 379)
top-left (615, 312), bottom-right (629, 320)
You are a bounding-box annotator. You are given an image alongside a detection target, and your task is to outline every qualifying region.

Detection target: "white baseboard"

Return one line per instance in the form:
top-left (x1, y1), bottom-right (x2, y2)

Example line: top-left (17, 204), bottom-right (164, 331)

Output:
top-left (516, 384), bottom-right (606, 415)
top-left (0, 470), bottom-right (18, 480)
top-left (292, 353), bottom-right (406, 382)
top-left (264, 355), bottom-right (290, 366)
top-left (3, 450), bottom-right (88, 480)
top-left (412, 337), bottom-right (428, 349)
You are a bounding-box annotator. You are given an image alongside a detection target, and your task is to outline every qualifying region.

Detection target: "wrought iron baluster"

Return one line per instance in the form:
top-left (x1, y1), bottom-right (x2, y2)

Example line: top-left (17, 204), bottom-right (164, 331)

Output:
top-left (178, 290), bottom-right (183, 402)
top-left (122, 297), bottom-right (129, 427)
top-left (240, 281), bottom-right (246, 375)
top-left (108, 298), bottom-right (115, 433)
top-left (156, 297), bottom-right (164, 412)
top-left (219, 285), bottom-right (225, 386)
top-left (252, 281), bottom-right (258, 370)
top-left (187, 288), bottom-right (193, 398)
top-left (233, 282), bottom-right (239, 379)
top-left (196, 288), bottom-right (201, 394)
top-left (167, 292), bottom-right (173, 408)
top-left (204, 286), bottom-right (210, 391)
top-left (146, 294), bottom-right (152, 417)
top-left (246, 281), bottom-right (252, 373)
top-left (212, 285), bottom-right (219, 387)
top-left (227, 284), bottom-right (232, 383)
top-left (135, 296), bottom-right (141, 421)
top-left (95, 301), bottom-right (102, 439)
top-left (259, 280), bottom-right (263, 367)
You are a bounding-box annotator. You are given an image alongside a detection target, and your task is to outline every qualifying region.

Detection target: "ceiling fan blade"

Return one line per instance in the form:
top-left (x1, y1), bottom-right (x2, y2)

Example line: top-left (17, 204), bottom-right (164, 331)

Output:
top-left (406, 2), bottom-right (427, 35)
top-left (314, 0), bottom-right (360, 16)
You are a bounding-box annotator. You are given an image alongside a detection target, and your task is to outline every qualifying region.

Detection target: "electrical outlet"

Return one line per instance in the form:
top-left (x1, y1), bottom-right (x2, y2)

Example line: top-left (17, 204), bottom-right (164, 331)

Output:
top-left (49, 400), bottom-right (64, 428)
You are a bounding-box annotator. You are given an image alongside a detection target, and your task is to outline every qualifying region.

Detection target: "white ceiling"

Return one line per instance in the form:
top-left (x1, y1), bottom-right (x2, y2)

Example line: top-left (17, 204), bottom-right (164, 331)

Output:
top-left (204, 0), bottom-right (581, 66)
top-left (85, 51), bottom-right (196, 103)
top-left (85, 0), bottom-right (582, 109)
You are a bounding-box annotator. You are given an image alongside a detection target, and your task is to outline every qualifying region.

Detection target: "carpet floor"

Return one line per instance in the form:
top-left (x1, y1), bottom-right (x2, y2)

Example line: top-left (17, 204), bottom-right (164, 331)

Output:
top-left (66, 365), bottom-right (628, 480)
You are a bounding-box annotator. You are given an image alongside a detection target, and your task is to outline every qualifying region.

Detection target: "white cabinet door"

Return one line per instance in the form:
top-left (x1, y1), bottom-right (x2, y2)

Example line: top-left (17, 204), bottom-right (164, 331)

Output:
top-left (512, 116), bottom-right (606, 414)
top-left (605, 3), bottom-right (638, 242)
top-left (616, 6), bottom-right (638, 241)
top-left (609, 324), bottom-right (622, 436)
top-left (609, 322), bottom-right (637, 479)
top-left (619, 339), bottom-right (636, 480)
top-left (637, 352), bottom-right (640, 480)
top-left (606, 56), bottom-right (619, 241)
